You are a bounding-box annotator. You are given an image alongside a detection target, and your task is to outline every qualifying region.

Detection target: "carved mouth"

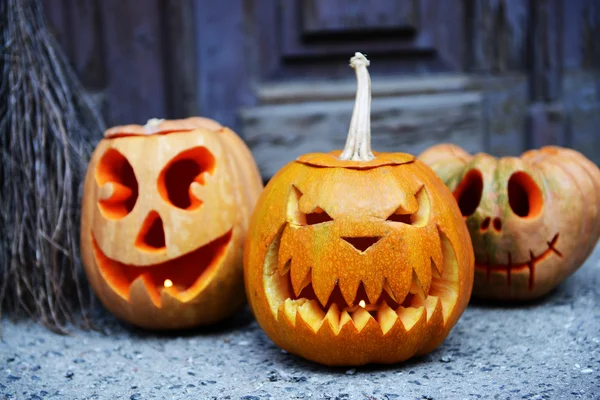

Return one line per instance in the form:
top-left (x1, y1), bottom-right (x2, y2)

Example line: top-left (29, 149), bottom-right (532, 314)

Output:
top-left (91, 229), bottom-right (232, 307)
top-left (263, 226), bottom-right (460, 335)
top-left (475, 233), bottom-right (562, 289)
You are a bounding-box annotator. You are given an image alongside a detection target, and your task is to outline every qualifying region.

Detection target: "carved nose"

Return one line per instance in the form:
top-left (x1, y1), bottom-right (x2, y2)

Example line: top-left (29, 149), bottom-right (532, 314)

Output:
top-left (480, 216), bottom-right (502, 232)
top-left (135, 211), bottom-right (166, 251)
top-left (341, 236), bottom-right (382, 252)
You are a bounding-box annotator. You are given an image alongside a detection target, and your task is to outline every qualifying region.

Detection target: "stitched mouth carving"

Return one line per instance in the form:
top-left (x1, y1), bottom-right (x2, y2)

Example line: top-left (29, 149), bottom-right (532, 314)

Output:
top-left (91, 229), bottom-right (232, 307)
top-left (263, 227), bottom-right (461, 335)
top-left (475, 233), bottom-right (562, 289)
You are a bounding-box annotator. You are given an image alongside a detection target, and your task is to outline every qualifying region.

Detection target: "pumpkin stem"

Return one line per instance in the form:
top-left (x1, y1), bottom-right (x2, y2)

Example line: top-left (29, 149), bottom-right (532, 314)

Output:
top-left (339, 52), bottom-right (375, 161)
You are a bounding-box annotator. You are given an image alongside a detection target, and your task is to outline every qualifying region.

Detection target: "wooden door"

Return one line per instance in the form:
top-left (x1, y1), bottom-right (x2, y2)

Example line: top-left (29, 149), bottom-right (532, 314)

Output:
top-left (235, 0), bottom-right (482, 176)
top-left (44, 0), bottom-right (600, 178)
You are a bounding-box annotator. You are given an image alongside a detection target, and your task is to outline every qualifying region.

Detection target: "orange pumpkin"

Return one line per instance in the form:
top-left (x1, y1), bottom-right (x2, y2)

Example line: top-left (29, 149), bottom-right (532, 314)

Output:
top-left (244, 53), bottom-right (474, 366)
top-left (81, 117), bottom-right (263, 329)
top-left (418, 144), bottom-right (600, 300)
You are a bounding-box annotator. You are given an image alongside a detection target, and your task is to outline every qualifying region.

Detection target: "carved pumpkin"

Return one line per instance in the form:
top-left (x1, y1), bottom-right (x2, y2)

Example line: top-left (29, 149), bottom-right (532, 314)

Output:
top-left (244, 54), bottom-right (474, 366)
top-left (81, 117), bottom-right (263, 329)
top-left (418, 144), bottom-right (600, 300)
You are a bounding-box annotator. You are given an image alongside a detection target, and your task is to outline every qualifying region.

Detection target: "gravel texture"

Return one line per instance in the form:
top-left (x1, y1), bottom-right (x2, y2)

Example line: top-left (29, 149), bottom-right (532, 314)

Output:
top-left (2, 245), bottom-right (600, 400)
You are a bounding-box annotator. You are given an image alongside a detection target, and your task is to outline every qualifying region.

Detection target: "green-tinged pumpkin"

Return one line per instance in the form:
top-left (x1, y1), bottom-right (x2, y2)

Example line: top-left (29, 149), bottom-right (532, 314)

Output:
top-left (418, 144), bottom-right (600, 300)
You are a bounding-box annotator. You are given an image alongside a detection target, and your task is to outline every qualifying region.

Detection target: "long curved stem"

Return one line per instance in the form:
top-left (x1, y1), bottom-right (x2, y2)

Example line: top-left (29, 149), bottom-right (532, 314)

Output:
top-left (339, 52), bottom-right (374, 161)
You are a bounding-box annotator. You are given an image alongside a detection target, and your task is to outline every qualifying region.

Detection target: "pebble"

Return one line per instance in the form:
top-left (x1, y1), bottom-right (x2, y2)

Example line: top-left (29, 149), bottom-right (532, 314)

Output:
top-left (345, 369), bottom-right (356, 375)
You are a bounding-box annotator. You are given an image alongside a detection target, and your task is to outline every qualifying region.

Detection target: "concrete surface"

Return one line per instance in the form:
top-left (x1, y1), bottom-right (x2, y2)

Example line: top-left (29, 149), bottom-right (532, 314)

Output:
top-left (2, 245), bottom-right (600, 400)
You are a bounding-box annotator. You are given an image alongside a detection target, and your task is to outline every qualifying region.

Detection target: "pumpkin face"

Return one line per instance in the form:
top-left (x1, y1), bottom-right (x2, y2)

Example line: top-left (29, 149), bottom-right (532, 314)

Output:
top-left (81, 117), bottom-right (263, 329)
top-left (244, 53), bottom-right (473, 366)
top-left (418, 144), bottom-right (600, 300)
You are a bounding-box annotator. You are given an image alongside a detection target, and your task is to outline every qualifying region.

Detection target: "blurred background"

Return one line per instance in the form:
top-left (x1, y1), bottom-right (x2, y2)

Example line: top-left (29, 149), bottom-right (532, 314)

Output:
top-left (43, 0), bottom-right (599, 177)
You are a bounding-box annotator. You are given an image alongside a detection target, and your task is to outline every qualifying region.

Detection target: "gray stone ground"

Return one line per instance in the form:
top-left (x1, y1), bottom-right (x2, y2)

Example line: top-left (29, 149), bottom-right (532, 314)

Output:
top-left (2, 246), bottom-right (600, 400)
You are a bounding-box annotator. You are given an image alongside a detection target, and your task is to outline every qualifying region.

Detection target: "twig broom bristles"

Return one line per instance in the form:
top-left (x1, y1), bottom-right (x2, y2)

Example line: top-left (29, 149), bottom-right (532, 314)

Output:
top-left (0, 0), bottom-right (105, 332)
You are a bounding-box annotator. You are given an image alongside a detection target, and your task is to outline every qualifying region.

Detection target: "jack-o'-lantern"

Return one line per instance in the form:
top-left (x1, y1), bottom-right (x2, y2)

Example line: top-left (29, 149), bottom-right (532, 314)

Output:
top-left (418, 144), bottom-right (600, 300)
top-left (81, 117), bottom-right (263, 329)
top-left (244, 53), bottom-right (474, 366)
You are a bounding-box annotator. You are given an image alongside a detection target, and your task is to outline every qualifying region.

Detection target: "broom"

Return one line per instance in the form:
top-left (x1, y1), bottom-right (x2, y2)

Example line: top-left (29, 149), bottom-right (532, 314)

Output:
top-left (0, 0), bottom-right (105, 332)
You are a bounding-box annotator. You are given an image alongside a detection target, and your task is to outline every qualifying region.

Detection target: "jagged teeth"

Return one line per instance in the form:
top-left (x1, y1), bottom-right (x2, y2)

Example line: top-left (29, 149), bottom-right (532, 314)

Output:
top-left (340, 278), bottom-right (361, 307)
top-left (429, 231), bottom-right (444, 277)
top-left (291, 266), bottom-right (311, 297)
top-left (312, 275), bottom-right (338, 307)
top-left (382, 279), bottom-right (398, 303)
top-left (278, 252), bottom-right (443, 310)
top-left (386, 275), bottom-right (411, 306)
top-left (362, 277), bottom-right (384, 305)
top-left (397, 305), bottom-right (426, 330)
top-left (297, 300), bottom-right (325, 331)
top-left (377, 301), bottom-right (398, 334)
top-left (279, 298), bottom-right (436, 334)
top-left (411, 295), bottom-right (441, 322)
top-left (409, 271), bottom-right (427, 300)
top-left (130, 274), bottom-right (161, 308)
top-left (350, 307), bottom-right (373, 331)
top-left (412, 258), bottom-right (432, 297)
top-left (324, 303), bottom-right (342, 334)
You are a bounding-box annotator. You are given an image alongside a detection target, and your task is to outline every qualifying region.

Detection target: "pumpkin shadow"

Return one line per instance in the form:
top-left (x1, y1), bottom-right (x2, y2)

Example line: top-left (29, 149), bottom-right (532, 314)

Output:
top-left (466, 276), bottom-right (578, 310)
top-left (265, 340), bottom-right (435, 375)
top-left (96, 304), bottom-right (256, 339)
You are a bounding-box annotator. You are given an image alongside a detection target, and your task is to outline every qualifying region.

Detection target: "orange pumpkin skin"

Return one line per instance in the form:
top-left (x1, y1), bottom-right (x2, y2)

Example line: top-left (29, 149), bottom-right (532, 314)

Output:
top-left (418, 144), bottom-right (600, 301)
top-left (81, 117), bottom-right (263, 329)
top-left (244, 151), bottom-right (474, 366)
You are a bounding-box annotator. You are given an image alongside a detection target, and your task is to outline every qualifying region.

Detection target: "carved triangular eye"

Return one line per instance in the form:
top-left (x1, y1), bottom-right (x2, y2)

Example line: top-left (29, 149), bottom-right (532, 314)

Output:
top-left (386, 211), bottom-right (413, 224)
top-left (305, 207), bottom-right (333, 225)
top-left (386, 186), bottom-right (430, 227)
top-left (287, 186), bottom-right (333, 226)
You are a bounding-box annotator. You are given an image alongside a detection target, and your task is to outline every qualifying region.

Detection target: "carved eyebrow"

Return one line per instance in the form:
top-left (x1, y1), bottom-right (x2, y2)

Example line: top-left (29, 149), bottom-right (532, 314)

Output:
top-left (385, 186), bottom-right (430, 227)
top-left (287, 185), bottom-right (334, 226)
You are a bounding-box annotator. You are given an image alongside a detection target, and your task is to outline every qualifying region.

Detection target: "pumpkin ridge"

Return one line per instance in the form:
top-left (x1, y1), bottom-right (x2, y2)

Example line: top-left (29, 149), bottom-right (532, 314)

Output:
top-left (540, 156), bottom-right (588, 263)
top-left (552, 151), bottom-right (600, 259)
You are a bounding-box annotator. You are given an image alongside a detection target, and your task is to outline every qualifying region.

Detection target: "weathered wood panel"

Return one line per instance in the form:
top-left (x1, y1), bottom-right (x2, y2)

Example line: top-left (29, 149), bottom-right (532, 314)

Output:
top-left (420, 0), bottom-right (464, 71)
top-left (301, 0), bottom-right (419, 33)
top-left (195, 0), bottom-right (253, 130)
top-left (559, 0), bottom-right (599, 163)
top-left (530, 0), bottom-right (562, 102)
top-left (527, 103), bottom-right (568, 148)
top-left (256, 0), bottom-right (464, 78)
top-left (527, 0), bottom-right (566, 149)
top-left (563, 72), bottom-right (600, 164)
top-left (242, 88), bottom-right (484, 177)
top-left (256, 75), bottom-right (474, 104)
top-left (163, 0), bottom-right (198, 119)
top-left (562, 0), bottom-right (600, 70)
top-left (466, 0), bottom-right (528, 72)
top-left (477, 75), bottom-right (529, 156)
top-left (96, 0), bottom-right (167, 125)
top-left (43, 0), bottom-right (197, 127)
